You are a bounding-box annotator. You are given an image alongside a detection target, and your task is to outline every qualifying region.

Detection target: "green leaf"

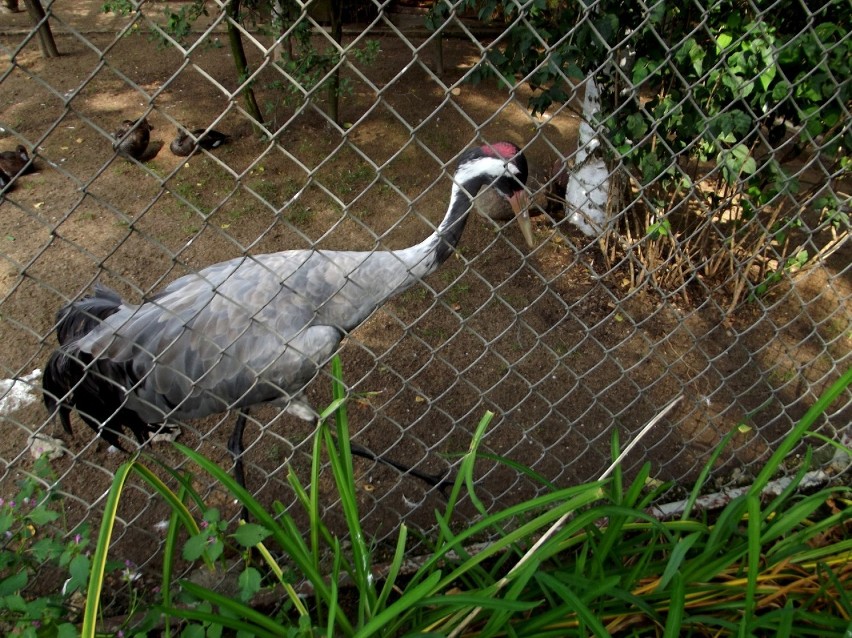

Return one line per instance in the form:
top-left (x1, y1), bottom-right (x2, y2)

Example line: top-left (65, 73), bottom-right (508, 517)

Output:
top-left (66, 553), bottom-right (91, 594)
top-left (231, 524), bottom-right (272, 548)
top-left (647, 218), bottom-right (672, 239)
top-left (27, 507), bottom-right (60, 525)
top-left (183, 532), bottom-right (211, 561)
top-left (0, 571), bottom-right (28, 596)
top-left (238, 567), bottom-right (262, 602)
top-left (689, 41), bottom-right (705, 76)
top-left (0, 593), bottom-right (27, 613)
top-left (57, 624), bottom-right (79, 638)
top-left (772, 81), bottom-right (791, 101)
top-left (716, 32), bottom-right (733, 52)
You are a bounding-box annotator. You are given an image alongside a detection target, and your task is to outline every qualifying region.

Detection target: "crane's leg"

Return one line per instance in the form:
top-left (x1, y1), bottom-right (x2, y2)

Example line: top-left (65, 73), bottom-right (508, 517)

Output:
top-left (230, 407), bottom-right (453, 505)
top-left (286, 397), bottom-right (454, 495)
top-left (228, 410), bottom-right (248, 492)
top-left (347, 442), bottom-right (454, 496)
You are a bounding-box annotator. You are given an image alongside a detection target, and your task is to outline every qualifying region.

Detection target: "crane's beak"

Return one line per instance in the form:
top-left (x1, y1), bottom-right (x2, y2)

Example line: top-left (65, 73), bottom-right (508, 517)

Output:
top-left (508, 191), bottom-right (534, 247)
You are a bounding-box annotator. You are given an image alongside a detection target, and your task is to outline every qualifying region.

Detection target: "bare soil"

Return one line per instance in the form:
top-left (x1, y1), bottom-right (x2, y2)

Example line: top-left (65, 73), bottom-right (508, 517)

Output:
top-left (0, 1), bottom-right (849, 608)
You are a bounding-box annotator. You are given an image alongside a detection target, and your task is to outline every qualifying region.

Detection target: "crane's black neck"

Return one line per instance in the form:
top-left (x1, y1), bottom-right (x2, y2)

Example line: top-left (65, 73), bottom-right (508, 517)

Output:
top-left (431, 173), bottom-right (494, 266)
top-left (386, 164), bottom-right (509, 298)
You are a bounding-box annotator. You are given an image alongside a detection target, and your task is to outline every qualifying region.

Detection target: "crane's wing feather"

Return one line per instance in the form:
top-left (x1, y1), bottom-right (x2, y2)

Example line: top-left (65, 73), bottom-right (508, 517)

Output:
top-left (70, 249), bottom-right (407, 423)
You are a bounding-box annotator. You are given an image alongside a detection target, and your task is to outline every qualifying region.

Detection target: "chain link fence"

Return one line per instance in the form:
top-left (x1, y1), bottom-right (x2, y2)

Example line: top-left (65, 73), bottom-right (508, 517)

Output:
top-left (1, 0), bottom-right (849, 609)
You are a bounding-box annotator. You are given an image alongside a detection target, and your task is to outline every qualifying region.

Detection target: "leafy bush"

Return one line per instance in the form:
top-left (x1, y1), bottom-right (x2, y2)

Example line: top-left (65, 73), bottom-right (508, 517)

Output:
top-left (433, 0), bottom-right (851, 307)
top-left (0, 457), bottom-right (91, 638)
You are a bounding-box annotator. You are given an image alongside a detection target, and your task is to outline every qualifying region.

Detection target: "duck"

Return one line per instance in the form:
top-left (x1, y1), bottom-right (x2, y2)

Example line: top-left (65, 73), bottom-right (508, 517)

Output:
top-left (170, 128), bottom-right (230, 156)
top-left (0, 145), bottom-right (35, 177)
top-left (113, 117), bottom-right (152, 160)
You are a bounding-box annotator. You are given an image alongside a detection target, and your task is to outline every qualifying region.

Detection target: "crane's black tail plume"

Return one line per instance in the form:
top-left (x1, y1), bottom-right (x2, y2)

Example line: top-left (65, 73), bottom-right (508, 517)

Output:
top-left (42, 285), bottom-right (153, 449)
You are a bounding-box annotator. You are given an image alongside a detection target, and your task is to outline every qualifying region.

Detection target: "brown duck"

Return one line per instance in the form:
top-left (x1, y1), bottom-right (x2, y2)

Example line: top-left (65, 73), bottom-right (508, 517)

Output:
top-left (170, 128), bottom-right (230, 156)
top-left (0, 145), bottom-right (35, 178)
top-left (113, 118), bottom-right (152, 160)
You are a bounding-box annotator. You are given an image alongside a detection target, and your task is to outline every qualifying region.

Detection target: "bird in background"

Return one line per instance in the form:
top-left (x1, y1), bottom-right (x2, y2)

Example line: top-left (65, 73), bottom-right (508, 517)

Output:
top-left (42, 141), bottom-right (532, 495)
top-left (170, 128), bottom-right (230, 156)
top-left (0, 144), bottom-right (35, 180)
top-left (113, 117), bottom-right (152, 160)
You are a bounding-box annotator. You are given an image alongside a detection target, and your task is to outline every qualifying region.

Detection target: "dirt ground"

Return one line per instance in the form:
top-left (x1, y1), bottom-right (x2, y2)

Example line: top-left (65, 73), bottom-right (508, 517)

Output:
top-left (1, 1), bottom-right (850, 609)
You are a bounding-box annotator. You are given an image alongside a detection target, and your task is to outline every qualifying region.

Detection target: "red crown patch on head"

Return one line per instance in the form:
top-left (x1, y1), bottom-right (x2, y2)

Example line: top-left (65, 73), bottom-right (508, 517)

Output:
top-left (481, 142), bottom-right (519, 159)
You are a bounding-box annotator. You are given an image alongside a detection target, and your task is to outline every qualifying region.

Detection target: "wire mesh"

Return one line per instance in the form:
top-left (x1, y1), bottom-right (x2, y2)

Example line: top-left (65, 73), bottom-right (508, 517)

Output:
top-left (0, 0), bottom-right (849, 612)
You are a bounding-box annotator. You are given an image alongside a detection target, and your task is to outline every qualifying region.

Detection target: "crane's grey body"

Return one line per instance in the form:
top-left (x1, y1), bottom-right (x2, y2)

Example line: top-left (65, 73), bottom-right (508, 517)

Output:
top-left (77, 246), bottom-right (436, 426)
top-left (43, 142), bottom-right (530, 489)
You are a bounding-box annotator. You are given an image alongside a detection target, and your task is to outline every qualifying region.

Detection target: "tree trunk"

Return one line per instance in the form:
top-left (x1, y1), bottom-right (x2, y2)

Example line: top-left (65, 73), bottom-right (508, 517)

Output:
top-left (326, 0), bottom-right (343, 125)
top-left (23, 0), bottom-right (59, 58)
top-left (225, 0), bottom-right (263, 134)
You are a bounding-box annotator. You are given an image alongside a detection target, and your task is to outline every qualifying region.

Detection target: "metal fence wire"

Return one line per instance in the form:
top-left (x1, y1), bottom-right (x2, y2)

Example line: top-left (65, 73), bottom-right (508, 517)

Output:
top-left (0, 0), bottom-right (849, 607)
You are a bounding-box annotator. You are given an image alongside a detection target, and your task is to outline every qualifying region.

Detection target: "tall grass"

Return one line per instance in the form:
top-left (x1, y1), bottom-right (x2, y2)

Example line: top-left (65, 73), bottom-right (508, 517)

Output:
top-left (84, 363), bottom-right (851, 636)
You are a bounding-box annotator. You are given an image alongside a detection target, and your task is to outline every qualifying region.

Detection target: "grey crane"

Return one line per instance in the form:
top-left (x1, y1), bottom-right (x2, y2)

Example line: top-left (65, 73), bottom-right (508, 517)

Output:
top-left (42, 141), bottom-right (532, 493)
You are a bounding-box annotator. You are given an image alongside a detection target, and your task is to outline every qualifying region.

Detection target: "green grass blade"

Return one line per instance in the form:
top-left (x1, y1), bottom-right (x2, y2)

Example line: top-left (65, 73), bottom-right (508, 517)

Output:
top-left (81, 457), bottom-right (137, 638)
top-left (310, 423), bottom-right (322, 573)
top-left (158, 604), bottom-right (281, 638)
top-left (438, 411), bottom-right (494, 545)
top-left (328, 536), bottom-right (342, 637)
top-left (483, 557), bottom-right (542, 637)
top-left (761, 446), bottom-right (813, 519)
top-left (174, 442), bottom-right (347, 631)
top-left (663, 571), bottom-right (685, 638)
top-left (419, 593), bottom-right (540, 612)
top-left (179, 579), bottom-right (295, 635)
top-left (161, 477), bottom-right (191, 638)
top-left (327, 357), bottom-right (375, 617)
top-left (740, 493), bottom-right (761, 637)
top-left (374, 524), bottom-right (408, 614)
top-left (354, 571), bottom-right (442, 638)
top-left (468, 451), bottom-right (558, 491)
top-left (144, 452), bottom-right (210, 512)
top-left (253, 538), bottom-right (309, 617)
top-left (131, 461), bottom-right (201, 537)
top-left (682, 426), bottom-right (739, 521)
top-left (762, 491), bottom-right (828, 544)
top-left (531, 572), bottom-right (610, 638)
top-left (751, 366), bottom-right (851, 495)
top-left (659, 531), bottom-right (701, 590)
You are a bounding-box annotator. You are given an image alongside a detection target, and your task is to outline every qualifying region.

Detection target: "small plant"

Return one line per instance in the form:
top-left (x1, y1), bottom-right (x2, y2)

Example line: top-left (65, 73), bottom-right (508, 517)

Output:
top-left (0, 456), bottom-right (92, 637)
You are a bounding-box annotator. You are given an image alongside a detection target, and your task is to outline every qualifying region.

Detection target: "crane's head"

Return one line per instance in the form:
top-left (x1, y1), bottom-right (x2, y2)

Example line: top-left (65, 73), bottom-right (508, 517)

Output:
top-left (457, 142), bottom-right (534, 246)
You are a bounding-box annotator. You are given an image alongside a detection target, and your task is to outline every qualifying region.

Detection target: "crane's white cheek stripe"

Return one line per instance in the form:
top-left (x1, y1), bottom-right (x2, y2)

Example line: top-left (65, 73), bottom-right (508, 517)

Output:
top-left (454, 157), bottom-right (508, 185)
